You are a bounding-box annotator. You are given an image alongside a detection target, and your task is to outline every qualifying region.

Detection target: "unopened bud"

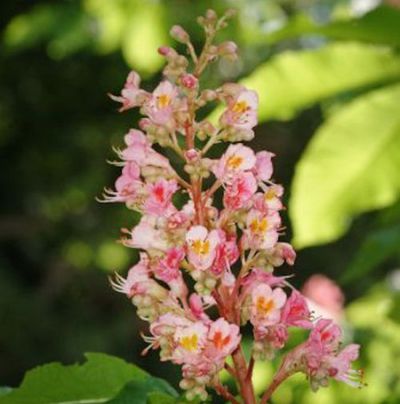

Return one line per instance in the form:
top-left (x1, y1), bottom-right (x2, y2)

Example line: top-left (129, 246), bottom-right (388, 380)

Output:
top-left (218, 41), bottom-right (238, 58)
top-left (198, 120), bottom-right (217, 136)
top-left (205, 277), bottom-right (216, 289)
top-left (185, 148), bottom-right (200, 163)
top-left (180, 73), bottom-right (198, 90)
top-left (205, 9), bottom-right (218, 21)
top-left (136, 119), bottom-right (150, 132)
top-left (158, 46), bottom-right (175, 57)
top-left (197, 16), bottom-right (205, 26)
top-left (170, 25), bottom-right (190, 43)
top-left (200, 89), bottom-right (217, 102)
top-left (225, 8), bottom-right (237, 19)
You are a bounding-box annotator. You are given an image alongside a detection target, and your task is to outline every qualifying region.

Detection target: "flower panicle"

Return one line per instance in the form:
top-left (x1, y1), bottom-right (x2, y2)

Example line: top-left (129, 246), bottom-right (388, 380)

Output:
top-left (102, 8), bottom-right (362, 403)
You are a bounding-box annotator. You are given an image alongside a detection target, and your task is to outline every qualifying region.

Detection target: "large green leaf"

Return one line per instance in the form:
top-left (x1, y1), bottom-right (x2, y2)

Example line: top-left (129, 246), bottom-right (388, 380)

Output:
top-left (0, 389), bottom-right (11, 398)
top-left (290, 83), bottom-right (400, 248)
top-left (265, 6), bottom-right (400, 47)
top-left (241, 43), bottom-right (400, 122)
top-left (0, 352), bottom-right (177, 404)
top-left (108, 378), bottom-right (178, 403)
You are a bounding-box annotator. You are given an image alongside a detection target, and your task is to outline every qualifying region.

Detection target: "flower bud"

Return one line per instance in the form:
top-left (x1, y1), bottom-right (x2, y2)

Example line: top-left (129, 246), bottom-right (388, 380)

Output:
top-left (170, 25), bottom-right (190, 43)
top-left (158, 46), bottom-right (176, 58)
top-left (207, 45), bottom-right (218, 61)
top-left (185, 148), bottom-right (200, 163)
top-left (224, 8), bottom-right (237, 19)
top-left (218, 41), bottom-right (238, 60)
top-left (180, 73), bottom-right (198, 90)
top-left (205, 9), bottom-right (218, 22)
top-left (200, 89), bottom-right (217, 102)
top-left (139, 118), bottom-right (151, 131)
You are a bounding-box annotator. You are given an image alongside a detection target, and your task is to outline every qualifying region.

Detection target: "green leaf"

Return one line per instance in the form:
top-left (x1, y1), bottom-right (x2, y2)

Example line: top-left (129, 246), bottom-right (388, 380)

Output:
top-left (121, 1), bottom-right (168, 76)
top-left (341, 224), bottom-right (400, 284)
top-left (290, 83), bottom-right (400, 248)
top-left (242, 43), bottom-right (400, 122)
top-left (0, 352), bottom-right (150, 404)
top-left (108, 378), bottom-right (178, 403)
top-left (2, 3), bottom-right (94, 58)
top-left (146, 392), bottom-right (177, 404)
top-left (0, 389), bottom-right (11, 398)
top-left (265, 6), bottom-right (400, 47)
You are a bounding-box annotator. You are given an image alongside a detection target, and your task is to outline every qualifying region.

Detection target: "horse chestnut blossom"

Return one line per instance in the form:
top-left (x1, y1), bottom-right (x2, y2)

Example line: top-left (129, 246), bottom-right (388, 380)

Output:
top-left (101, 9), bottom-right (363, 403)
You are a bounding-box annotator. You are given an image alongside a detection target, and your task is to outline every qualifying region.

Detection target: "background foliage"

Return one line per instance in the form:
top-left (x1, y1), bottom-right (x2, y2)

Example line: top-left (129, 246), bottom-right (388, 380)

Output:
top-left (1, 0), bottom-right (400, 402)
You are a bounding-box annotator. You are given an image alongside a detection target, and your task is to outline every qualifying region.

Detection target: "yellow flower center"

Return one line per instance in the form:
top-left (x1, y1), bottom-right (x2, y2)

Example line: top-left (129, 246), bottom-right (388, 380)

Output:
top-left (232, 100), bottom-right (249, 114)
top-left (180, 334), bottom-right (198, 351)
top-left (227, 155), bottom-right (244, 169)
top-left (191, 239), bottom-right (210, 255)
top-left (157, 94), bottom-right (171, 109)
top-left (250, 217), bottom-right (268, 234)
top-left (264, 188), bottom-right (276, 201)
top-left (256, 296), bottom-right (275, 315)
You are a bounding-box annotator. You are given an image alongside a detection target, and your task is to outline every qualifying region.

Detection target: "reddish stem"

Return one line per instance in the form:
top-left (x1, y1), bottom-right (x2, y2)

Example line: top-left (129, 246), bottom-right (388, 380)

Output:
top-left (231, 346), bottom-right (257, 404)
top-left (214, 381), bottom-right (240, 404)
top-left (246, 357), bottom-right (255, 382)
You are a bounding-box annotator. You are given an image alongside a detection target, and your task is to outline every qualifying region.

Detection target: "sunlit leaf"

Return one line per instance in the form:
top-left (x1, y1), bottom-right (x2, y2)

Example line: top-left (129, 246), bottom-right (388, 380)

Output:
top-left (2, 3), bottom-right (93, 57)
top-left (121, 1), bottom-right (168, 76)
top-left (84, 0), bottom-right (127, 53)
top-left (242, 43), bottom-right (400, 122)
top-left (265, 5), bottom-right (400, 47)
top-left (0, 353), bottom-right (150, 404)
top-left (290, 83), bottom-right (400, 248)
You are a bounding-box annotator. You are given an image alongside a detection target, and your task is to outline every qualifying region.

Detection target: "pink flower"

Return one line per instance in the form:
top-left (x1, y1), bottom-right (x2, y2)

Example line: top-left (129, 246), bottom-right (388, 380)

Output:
top-left (144, 179), bottom-right (178, 216)
top-left (125, 216), bottom-right (169, 251)
top-left (153, 247), bottom-right (185, 283)
top-left (144, 81), bottom-right (178, 125)
top-left (223, 172), bottom-right (257, 210)
top-left (250, 284), bottom-right (287, 327)
top-left (205, 318), bottom-right (241, 359)
top-left (210, 231), bottom-right (239, 276)
top-left (220, 89), bottom-right (258, 131)
top-left (173, 322), bottom-right (208, 364)
top-left (109, 71), bottom-right (147, 112)
top-left (242, 209), bottom-right (281, 250)
top-left (272, 242), bottom-right (296, 266)
top-left (328, 344), bottom-right (361, 387)
top-left (189, 294), bottom-right (210, 322)
top-left (284, 320), bottom-right (362, 390)
top-left (253, 151), bottom-right (274, 182)
top-left (254, 323), bottom-right (288, 351)
top-left (212, 143), bottom-right (256, 182)
top-left (166, 210), bottom-right (191, 231)
top-left (186, 226), bottom-right (220, 271)
top-left (309, 319), bottom-right (342, 354)
top-left (121, 129), bottom-right (173, 171)
top-left (302, 275), bottom-right (345, 321)
top-left (101, 162), bottom-right (142, 204)
top-left (281, 290), bottom-right (312, 329)
top-left (110, 253), bottom-right (150, 298)
top-left (151, 313), bottom-right (192, 338)
top-left (241, 269), bottom-right (288, 296)
top-left (253, 185), bottom-right (284, 214)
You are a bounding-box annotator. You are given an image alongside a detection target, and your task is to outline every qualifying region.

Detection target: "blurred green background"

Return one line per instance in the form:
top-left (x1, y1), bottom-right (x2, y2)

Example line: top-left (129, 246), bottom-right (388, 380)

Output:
top-left (1, 0), bottom-right (400, 402)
